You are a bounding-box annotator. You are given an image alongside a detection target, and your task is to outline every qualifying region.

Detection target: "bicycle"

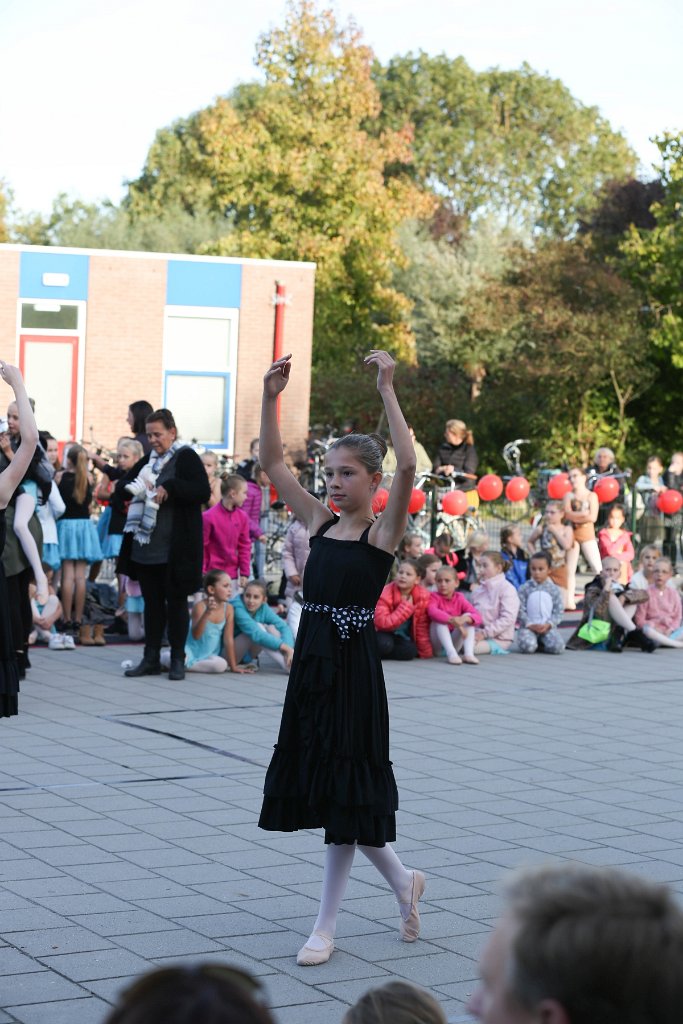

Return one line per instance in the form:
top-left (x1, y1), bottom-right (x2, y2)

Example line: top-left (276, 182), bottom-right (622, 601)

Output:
top-left (410, 472), bottom-right (480, 549)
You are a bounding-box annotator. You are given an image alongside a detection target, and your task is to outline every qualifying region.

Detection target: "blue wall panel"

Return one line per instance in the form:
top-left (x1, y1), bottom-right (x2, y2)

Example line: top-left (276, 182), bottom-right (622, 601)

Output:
top-left (20, 252), bottom-right (89, 300)
top-left (166, 260), bottom-right (242, 308)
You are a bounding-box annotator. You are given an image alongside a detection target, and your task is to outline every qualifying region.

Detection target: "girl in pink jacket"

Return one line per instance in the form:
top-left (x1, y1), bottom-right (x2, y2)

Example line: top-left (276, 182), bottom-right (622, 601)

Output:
top-left (470, 551), bottom-right (520, 654)
top-left (635, 557), bottom-right (683, 648)
top-left (428, 566), bottom-right (482, 665)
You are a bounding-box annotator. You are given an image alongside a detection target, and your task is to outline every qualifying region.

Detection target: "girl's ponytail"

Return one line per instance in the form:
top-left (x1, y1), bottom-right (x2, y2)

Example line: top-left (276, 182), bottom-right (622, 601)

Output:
top-left (68, 444), bottom-right (89, 505)
top-left (483, 550), bottom-right (511, 574)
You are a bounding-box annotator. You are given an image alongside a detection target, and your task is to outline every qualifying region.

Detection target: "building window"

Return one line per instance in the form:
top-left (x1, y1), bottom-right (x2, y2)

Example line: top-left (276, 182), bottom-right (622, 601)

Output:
top-left (163, 306), bottom-right (237, 450)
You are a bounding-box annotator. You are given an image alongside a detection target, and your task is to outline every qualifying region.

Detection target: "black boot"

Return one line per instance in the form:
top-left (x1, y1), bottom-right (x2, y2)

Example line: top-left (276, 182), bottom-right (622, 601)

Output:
top-left (608, 627), bottom-right (625, 653)
top-left (168, 650), bottom-right (185, 681)
top-left (124, 646), bottom-right (162, 677)
top-left (629, 627), bottom-right (656, 653)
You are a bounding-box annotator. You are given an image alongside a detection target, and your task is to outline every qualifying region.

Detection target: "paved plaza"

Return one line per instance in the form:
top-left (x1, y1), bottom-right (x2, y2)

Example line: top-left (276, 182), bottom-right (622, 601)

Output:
top-left (1, 628), bottom-right (683, 1023)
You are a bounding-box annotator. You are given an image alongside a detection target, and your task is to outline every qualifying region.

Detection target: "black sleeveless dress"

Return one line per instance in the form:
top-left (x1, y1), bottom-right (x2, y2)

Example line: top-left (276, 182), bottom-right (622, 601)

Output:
top-left (259, 518), bottom-right (398, 846)
top-left (0, 511), bottom-right (20, 718)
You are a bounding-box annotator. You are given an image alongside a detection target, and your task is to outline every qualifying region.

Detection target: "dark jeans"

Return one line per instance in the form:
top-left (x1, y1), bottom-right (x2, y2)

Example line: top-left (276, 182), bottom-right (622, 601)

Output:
top-left (135, 563), bottom-right (189, 653)
top-left (376, 631), bottom-right (417, 661)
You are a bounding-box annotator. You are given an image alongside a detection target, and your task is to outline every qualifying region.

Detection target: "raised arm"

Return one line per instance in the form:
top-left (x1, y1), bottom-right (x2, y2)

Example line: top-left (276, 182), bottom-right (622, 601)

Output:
top-left (367, 352), bottom-right (416, 553)
top-left (260, 355), bottom-right (331, 534)
top-left (0, 364), bottom-right (39, 509)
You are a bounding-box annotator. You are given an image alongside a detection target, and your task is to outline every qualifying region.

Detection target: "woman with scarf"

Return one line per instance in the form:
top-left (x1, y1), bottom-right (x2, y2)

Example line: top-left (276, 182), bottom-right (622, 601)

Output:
top-left (118, 409), bottom-right (210, 681)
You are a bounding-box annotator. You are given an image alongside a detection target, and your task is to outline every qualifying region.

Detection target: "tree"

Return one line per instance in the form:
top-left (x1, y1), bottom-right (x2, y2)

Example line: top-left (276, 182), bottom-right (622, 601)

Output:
top-left (10, 193), bottom-right (230, 253)
top-left (619, 133), bottom-right (683, 365)
top-left (0, 181), bottom-right (12, 243)
top-left (127, 1), bottom-right (431, 369)
top-left (459, 240), bottom-right (656, 464)
top-left (374, 53), bottom-right (636, 237)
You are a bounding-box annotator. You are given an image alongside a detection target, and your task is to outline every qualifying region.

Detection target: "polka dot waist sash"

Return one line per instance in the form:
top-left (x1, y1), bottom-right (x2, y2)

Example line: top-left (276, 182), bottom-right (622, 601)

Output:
top-left (301, 602), bottom-right (375, 640)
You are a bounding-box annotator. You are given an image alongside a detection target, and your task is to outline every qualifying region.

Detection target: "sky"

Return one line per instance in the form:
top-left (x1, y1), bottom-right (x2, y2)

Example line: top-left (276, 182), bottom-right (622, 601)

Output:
top-left (1, 0), bottom-right (680, 216)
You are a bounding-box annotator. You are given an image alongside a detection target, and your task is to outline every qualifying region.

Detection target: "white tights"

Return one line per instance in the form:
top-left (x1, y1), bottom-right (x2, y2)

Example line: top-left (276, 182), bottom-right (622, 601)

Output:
top-left (14, 492), bottom-right (48, 601)
top-left (429, 622), bottom-right (475, 661)
top-left (160, 651), bottom-right (228, 672)
top-left (308, 842), bottom-right (413, 946)
top-left (234, 627), bottom-right (287, 670)
top-left (565, 540), bottom-right (602, 609)
top-left (642, 626), bottom-right (683, 649)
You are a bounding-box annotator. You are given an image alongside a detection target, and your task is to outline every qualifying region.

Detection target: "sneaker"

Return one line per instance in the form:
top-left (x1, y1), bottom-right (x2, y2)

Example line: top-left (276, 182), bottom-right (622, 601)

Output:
top-left (61, 634), bottom-right (76, 650)
top-left (48, 634), bottom-right (66, 650)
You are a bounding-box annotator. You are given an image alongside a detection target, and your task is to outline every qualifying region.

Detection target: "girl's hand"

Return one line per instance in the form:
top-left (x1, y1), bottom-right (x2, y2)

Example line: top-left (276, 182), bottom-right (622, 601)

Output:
top-left (263, 355), bottom-right (292, 399)
top-left (206, 595), bottom-right (217, 613)
top-left (364, 350), bottom-right (395, 391)
top-left (280, 643), bottom-right (294, 669)
top-left (233, 664), bottom-right (257, 674)
top-left (155, 485), bottom-right (168, 504)
top-left (0, 362), bottom-right (24, 391)
top-left (288, 574), bottom-right (301, 587)
top-left (0, 433), bottom-right (11, 456)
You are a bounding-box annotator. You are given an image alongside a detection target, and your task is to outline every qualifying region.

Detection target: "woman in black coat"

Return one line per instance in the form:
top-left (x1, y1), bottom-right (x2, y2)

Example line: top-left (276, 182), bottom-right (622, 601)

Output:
top-left (118, 409), bottom-right (210, 680)
top-left (433, 419), bottom-right (478, 492)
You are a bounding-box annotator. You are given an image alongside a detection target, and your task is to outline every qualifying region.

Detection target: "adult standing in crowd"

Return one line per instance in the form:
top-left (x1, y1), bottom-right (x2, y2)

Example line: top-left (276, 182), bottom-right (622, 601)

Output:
top-left (127, 401), bottom-right (154, 456)
top-left (0, 363), bottom-right (40, 714)
top-left (382, 424), bottom-right (432, 478)
top-left (589, 445), bottom-right (624, 526)
top-left (433, 419), bottom-right (478, 491)
top-left (118, 409), bottom-right (210, 681)
top-left (237, 438), bottom-right (259, 482)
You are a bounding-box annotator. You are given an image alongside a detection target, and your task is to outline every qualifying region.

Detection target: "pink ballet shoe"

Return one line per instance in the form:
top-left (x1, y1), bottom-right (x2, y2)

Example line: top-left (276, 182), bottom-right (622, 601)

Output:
top-left (462, 655), bottom-right (479, 665)
top-left (399, 870), bottom-right (426, 942)
top-left (447, 654), bottom-right (462, 665)
top-left (296, 932), bottom-right (334, 966)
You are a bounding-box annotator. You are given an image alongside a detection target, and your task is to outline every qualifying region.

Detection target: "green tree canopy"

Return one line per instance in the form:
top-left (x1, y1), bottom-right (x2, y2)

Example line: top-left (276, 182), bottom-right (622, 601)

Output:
top-left (127, 1), bottom-right (431, 368)
top-left (374, 53), bottom-right (636, 236)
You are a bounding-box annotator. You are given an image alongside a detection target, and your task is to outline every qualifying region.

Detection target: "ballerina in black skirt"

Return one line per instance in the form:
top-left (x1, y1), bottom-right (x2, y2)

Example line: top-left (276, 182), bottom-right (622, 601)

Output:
top-left (0, 363), bottom-right (41, 718)
top-left (258, 350), bottom-right (425, 966)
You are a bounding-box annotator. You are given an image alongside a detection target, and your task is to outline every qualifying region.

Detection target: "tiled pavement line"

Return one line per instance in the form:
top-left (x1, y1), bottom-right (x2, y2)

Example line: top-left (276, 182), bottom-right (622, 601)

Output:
top-left (0, 633), bottom-right (682, 1022)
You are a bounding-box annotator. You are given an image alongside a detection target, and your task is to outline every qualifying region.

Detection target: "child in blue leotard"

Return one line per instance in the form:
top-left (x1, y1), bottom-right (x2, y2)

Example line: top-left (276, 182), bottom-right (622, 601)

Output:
top-left (161, 570), bottom-right (252, 674)
top-left (232, 579), bottom-right (294, 671)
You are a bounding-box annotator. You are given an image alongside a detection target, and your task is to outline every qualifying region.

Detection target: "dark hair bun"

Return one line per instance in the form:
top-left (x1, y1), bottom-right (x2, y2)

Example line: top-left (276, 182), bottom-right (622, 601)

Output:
top-left (368, 433), bottom-right (388, 459)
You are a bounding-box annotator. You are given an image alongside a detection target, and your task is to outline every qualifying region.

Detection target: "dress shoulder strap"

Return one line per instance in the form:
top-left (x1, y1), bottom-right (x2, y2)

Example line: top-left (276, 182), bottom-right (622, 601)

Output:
top-left (359, 524), bottom-right (373, 543)
top-left (316, 516), bottom-right (338, 537)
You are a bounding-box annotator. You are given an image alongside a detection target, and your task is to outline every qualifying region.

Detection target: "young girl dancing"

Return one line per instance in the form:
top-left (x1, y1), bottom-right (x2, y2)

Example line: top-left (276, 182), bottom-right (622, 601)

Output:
top-left (0, 363), bottom-right (41, 716)
top-left (160, 570), bottom-right (250, 673)
top-left (57, 445), bottom-right (102, 634)
top-left (257, 350), bottom-right (424, 967)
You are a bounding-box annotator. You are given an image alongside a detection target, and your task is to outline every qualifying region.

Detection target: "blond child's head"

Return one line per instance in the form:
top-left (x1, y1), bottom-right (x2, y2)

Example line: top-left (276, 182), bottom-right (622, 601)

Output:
top-left (343, 981), bottom-right (446, 1024)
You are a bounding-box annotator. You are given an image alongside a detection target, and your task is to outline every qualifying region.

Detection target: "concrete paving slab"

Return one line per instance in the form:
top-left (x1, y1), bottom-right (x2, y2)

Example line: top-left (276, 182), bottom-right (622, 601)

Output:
top-left (1, 638), bottom-right (683, 1022)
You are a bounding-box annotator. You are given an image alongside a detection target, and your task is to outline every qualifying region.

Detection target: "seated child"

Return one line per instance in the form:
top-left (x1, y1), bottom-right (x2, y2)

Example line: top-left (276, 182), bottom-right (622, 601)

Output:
top-left (374, 558), bottom-right (432, 660)
top-left (232, 579), bottom-right (294, 671)
top-left (469, 551), bottom-right (521, 654)
top-left (29, 565), bottom-right (75, 651)
top-left (500, 524), bottom-right (529, 590)
top-left (343, 981), bottom-right (446, 1024)
top-left (416, 552), bottom-right (442, 591)
top-left (634, 557), bottom-right (683, 649)
top-left (426, 531), bottom-right (458, 569)
top-left (597, 504), bottom-right (635, 584)
top-left (566, 556), bottom-right (654, 652)
top-left (160, 570), bottom-right (251, 673)
top-left (515, 552), bottom-right (565, 655)
top-left (398, 532), bottom-right (425, 561)
top-left (459, 530), bottom-right (488, 591)
top-left (630, 545), bottom-right (675, 590)
top-left (428, 565), bottom-right (482, 665)
top-left (526, 501), bottom-right (573, 605)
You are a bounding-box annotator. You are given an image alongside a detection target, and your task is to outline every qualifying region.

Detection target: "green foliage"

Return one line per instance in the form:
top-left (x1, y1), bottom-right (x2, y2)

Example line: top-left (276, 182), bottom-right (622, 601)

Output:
top-left (10, 193), bottom-right (230, 253)
top-left (374, 53), bottom-right (636, 236)
top-left (0, 181), bottom-right (10, 244)
top-left (127, 1), bottom-right (430, 369)
top-left (620, 133), bottom-right (683, 365)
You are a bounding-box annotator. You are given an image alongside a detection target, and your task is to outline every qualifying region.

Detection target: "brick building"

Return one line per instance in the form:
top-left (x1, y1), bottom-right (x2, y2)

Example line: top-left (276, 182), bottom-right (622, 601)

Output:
top-left (0, 245), bottom-right (316, 462)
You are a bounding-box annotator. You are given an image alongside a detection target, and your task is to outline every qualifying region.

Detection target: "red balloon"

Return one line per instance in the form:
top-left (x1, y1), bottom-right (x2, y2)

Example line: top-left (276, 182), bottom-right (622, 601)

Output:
top-left (372, 487), bottom-right (389, 513)
top-left (505, 477), bottom-right (530, 503)
top-left (442, 489), bottom-right (469, 516)
top-left (594, 477), bottom-right (619, 504)
top-left (408, 489), bottom-right (426, 514)
top-left (477, 474), bottom-right (504, 502)
top-left (657, 489), bottom-right (683, 515)
top-left (328, 498), bottom-right (340, 513)
top-left (547, 473), bottom-right (571, 499)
